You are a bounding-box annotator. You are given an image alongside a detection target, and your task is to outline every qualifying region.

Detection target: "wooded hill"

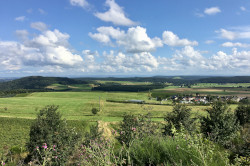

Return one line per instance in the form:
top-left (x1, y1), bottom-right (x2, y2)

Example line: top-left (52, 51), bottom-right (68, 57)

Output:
top-left (0, 76), bottom-right (88, 91)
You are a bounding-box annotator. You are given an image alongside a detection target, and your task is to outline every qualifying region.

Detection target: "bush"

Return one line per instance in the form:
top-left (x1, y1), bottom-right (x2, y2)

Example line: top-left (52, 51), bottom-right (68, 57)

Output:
top-left (91, 108), bottom-right (99, 115)
top-left (117, 114), bottom-right (157, 146)
top-left (27, 105), bottom-right (81, 165)
top-left (83, 123), bottom-right (103, 146)
top-left (163, 103), bottom-right (196, 135)
top-left (201, 101), bottom-right (240, 147)
top-left (235, 104), bottom-right (250, 127)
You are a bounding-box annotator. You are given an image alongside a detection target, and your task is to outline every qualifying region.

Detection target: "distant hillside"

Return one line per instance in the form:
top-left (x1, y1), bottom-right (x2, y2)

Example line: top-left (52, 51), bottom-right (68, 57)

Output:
top-left (199, 76), bottom-right (250, 83)
top-left (0, 76), bottom-right (87, 91)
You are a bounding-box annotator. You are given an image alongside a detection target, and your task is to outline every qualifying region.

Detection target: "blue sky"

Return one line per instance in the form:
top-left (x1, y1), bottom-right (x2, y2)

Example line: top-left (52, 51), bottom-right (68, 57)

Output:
top-left (0, 0), bottom-right (250, 77)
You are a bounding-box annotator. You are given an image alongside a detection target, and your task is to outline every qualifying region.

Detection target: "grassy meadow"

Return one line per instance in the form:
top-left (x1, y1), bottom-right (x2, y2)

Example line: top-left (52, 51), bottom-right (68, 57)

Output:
top-left (0, 82), bottom-right (248, 155)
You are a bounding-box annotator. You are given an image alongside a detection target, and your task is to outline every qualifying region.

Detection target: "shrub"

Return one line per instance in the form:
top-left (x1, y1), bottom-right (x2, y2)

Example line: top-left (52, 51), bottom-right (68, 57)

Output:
top-left (163, 103), bottom-right (196, 135)
top-left (235, 104), bottom-right (250, 127)
top-left (91, 108), bottom-right (99, 115)
top-left (83, 123), bottom-right (103, 146)
top-left (27, 105), bottom-right (81, 165)
top-left (117, 114), bottom-right (157, 146)
top-left (201, 101), bottom-right (240, 146)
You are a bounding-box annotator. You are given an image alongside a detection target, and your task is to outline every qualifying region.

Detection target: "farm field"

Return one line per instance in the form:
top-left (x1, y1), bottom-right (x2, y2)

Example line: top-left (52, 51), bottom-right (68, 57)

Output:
top-left (0, 91), bottom-right (214, 120)
top-left (0, 82), bottom-right (248, 156)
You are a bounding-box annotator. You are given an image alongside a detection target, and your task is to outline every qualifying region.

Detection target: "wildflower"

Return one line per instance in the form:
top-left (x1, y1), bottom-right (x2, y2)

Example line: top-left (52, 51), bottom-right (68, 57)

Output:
top-left (42, 143), bottom-right (47, 149)
top-left (2, 163), bottom-right (6, 166)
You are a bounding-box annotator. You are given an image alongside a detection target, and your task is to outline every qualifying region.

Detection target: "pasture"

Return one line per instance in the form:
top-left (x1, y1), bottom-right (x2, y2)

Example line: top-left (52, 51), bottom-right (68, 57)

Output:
top-left (0, 91), bottom-right (211, 120)
top-left (0, 86), bottom-right (243, 154)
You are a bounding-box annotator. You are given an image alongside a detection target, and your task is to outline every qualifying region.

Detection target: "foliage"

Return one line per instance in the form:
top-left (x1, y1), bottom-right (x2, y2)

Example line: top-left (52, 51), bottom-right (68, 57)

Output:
top-left (0, 76), bottom-right (87, 91)
top-left (83, 123), bottom-right (103, 146)
top-left (75, 137), bottom-right (126, 166)
top-left (128, 130), bottom-right (230, 166)
top-left (92, 84), bottom-right (166, 92)
top-left (163, 103), bottom-right (196, 135)
top-left (27, 105), bottom-right (81, 165)
top-left (117, 113), bottom-right (158, 146)
top-left (91, 108), bottom-right (99, 115)
top-left (235, 104), bottom-right (250, 127)
top-left (201, 101), bottom-right (240, 146)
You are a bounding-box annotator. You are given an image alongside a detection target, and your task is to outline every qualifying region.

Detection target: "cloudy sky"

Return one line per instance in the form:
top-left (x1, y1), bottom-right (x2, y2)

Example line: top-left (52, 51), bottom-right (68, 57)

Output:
top-left (1, 0), bottom-right (250, 77)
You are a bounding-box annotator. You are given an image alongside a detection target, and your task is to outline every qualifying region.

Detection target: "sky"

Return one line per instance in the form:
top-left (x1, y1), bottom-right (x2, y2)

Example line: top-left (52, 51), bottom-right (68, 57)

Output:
top-left (0, 0), bottom-right (250, 77)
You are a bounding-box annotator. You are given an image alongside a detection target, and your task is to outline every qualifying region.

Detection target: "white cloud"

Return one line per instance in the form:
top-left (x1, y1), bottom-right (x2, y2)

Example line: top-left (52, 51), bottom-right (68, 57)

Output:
top-left (15, 30), bottom-right (29, 41)
top-left (30, 22), bottom-right (48, 32)
top-left (70, 0), bottom-right (89, 9)
top-left (240, 6), bottom-right (246, 11)
top-left (221, 42), bottom-right (250, 48)
top-left (205, 40), bottom-right (214, 44)
top-left (38, 8), bottom-right (46, 15)
top-left (162, 31), bottom-right (198, 47)
top-left (94, 0), bottom-right (137, 26)
top-left (204, 7), bottom-right (221, 15)
top-left (0, 28), bottom-right (84, 70)
top-left (90, 26), bottom-right (163, 53)
top-left (101, 51), bottom-right (158, 72)
top-left (15, 16), bottom-right (26, 22)
top-left (216, 27), bottom-right (250, 40)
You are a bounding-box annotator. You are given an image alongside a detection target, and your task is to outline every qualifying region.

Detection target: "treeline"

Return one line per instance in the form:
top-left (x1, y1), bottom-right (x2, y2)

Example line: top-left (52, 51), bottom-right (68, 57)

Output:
top-left (0, 89), bottom-right (54, 98)
top-left (0, 76), bottom-right (89, 91)
top-left (199, 76), bottom-right (250, 83)
top-left (78, 76), bottom-right (250, 85)
top-left (92, 84), bottom-right (165, 92)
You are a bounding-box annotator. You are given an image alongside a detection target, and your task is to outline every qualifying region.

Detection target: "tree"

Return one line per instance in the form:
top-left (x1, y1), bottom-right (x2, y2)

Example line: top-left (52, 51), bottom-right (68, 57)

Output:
top-left (235, 104), bottom-right (250, 127)
top-left (163, 103), bottom-right (196, 135)
top-left (201, 101), bottom-right (240, 146)
top-left (91, 107), bottom-right (99, 115)
top-left (27, 105), bottom-right (81, 165)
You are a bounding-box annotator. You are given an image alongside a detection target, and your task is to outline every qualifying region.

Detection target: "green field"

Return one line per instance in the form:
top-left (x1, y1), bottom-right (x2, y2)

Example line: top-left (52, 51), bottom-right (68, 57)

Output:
top-left (0, 87), bottom-right (242, 154)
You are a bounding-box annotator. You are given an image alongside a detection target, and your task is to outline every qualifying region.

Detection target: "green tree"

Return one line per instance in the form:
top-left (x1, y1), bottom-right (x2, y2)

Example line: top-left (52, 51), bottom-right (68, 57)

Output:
top-left (235, 104), bottom-right (250, 127)
top-left (91, 107), bottom-right (99, 115)
top-left (27, 105), bottom-right (81, 165)
top-left (201, 101), bottom-right (240, 146)
top-left (163, 103), bottom-right (196, 135)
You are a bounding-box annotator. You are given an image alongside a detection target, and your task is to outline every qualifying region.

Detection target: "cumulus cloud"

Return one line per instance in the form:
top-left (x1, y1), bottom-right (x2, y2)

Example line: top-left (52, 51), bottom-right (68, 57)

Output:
top-left (101, 51), bottom-right (158, 72)
top-left (70, 0), bottom-right (89, 9)
top-left (205, 48), bottom-right (250, 70)
top-left (15, 16), bottom-right (26, 22)
top-left (30, 22), bottom-right (48, 32)
top-left (0, 28), bottom-right (83, 71)
top-left (221, 42), bottom-right (250, 48)
top-left (94, 0), bottom-right (137, 26)
top-left (162, 31), bottom-right (198, 47)
top-left (89, 26), bottom-right (163, 53)
top-left (204, 7), bottom-right (221, 15)
top-left (216, 27), bottom-right (250, 40)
